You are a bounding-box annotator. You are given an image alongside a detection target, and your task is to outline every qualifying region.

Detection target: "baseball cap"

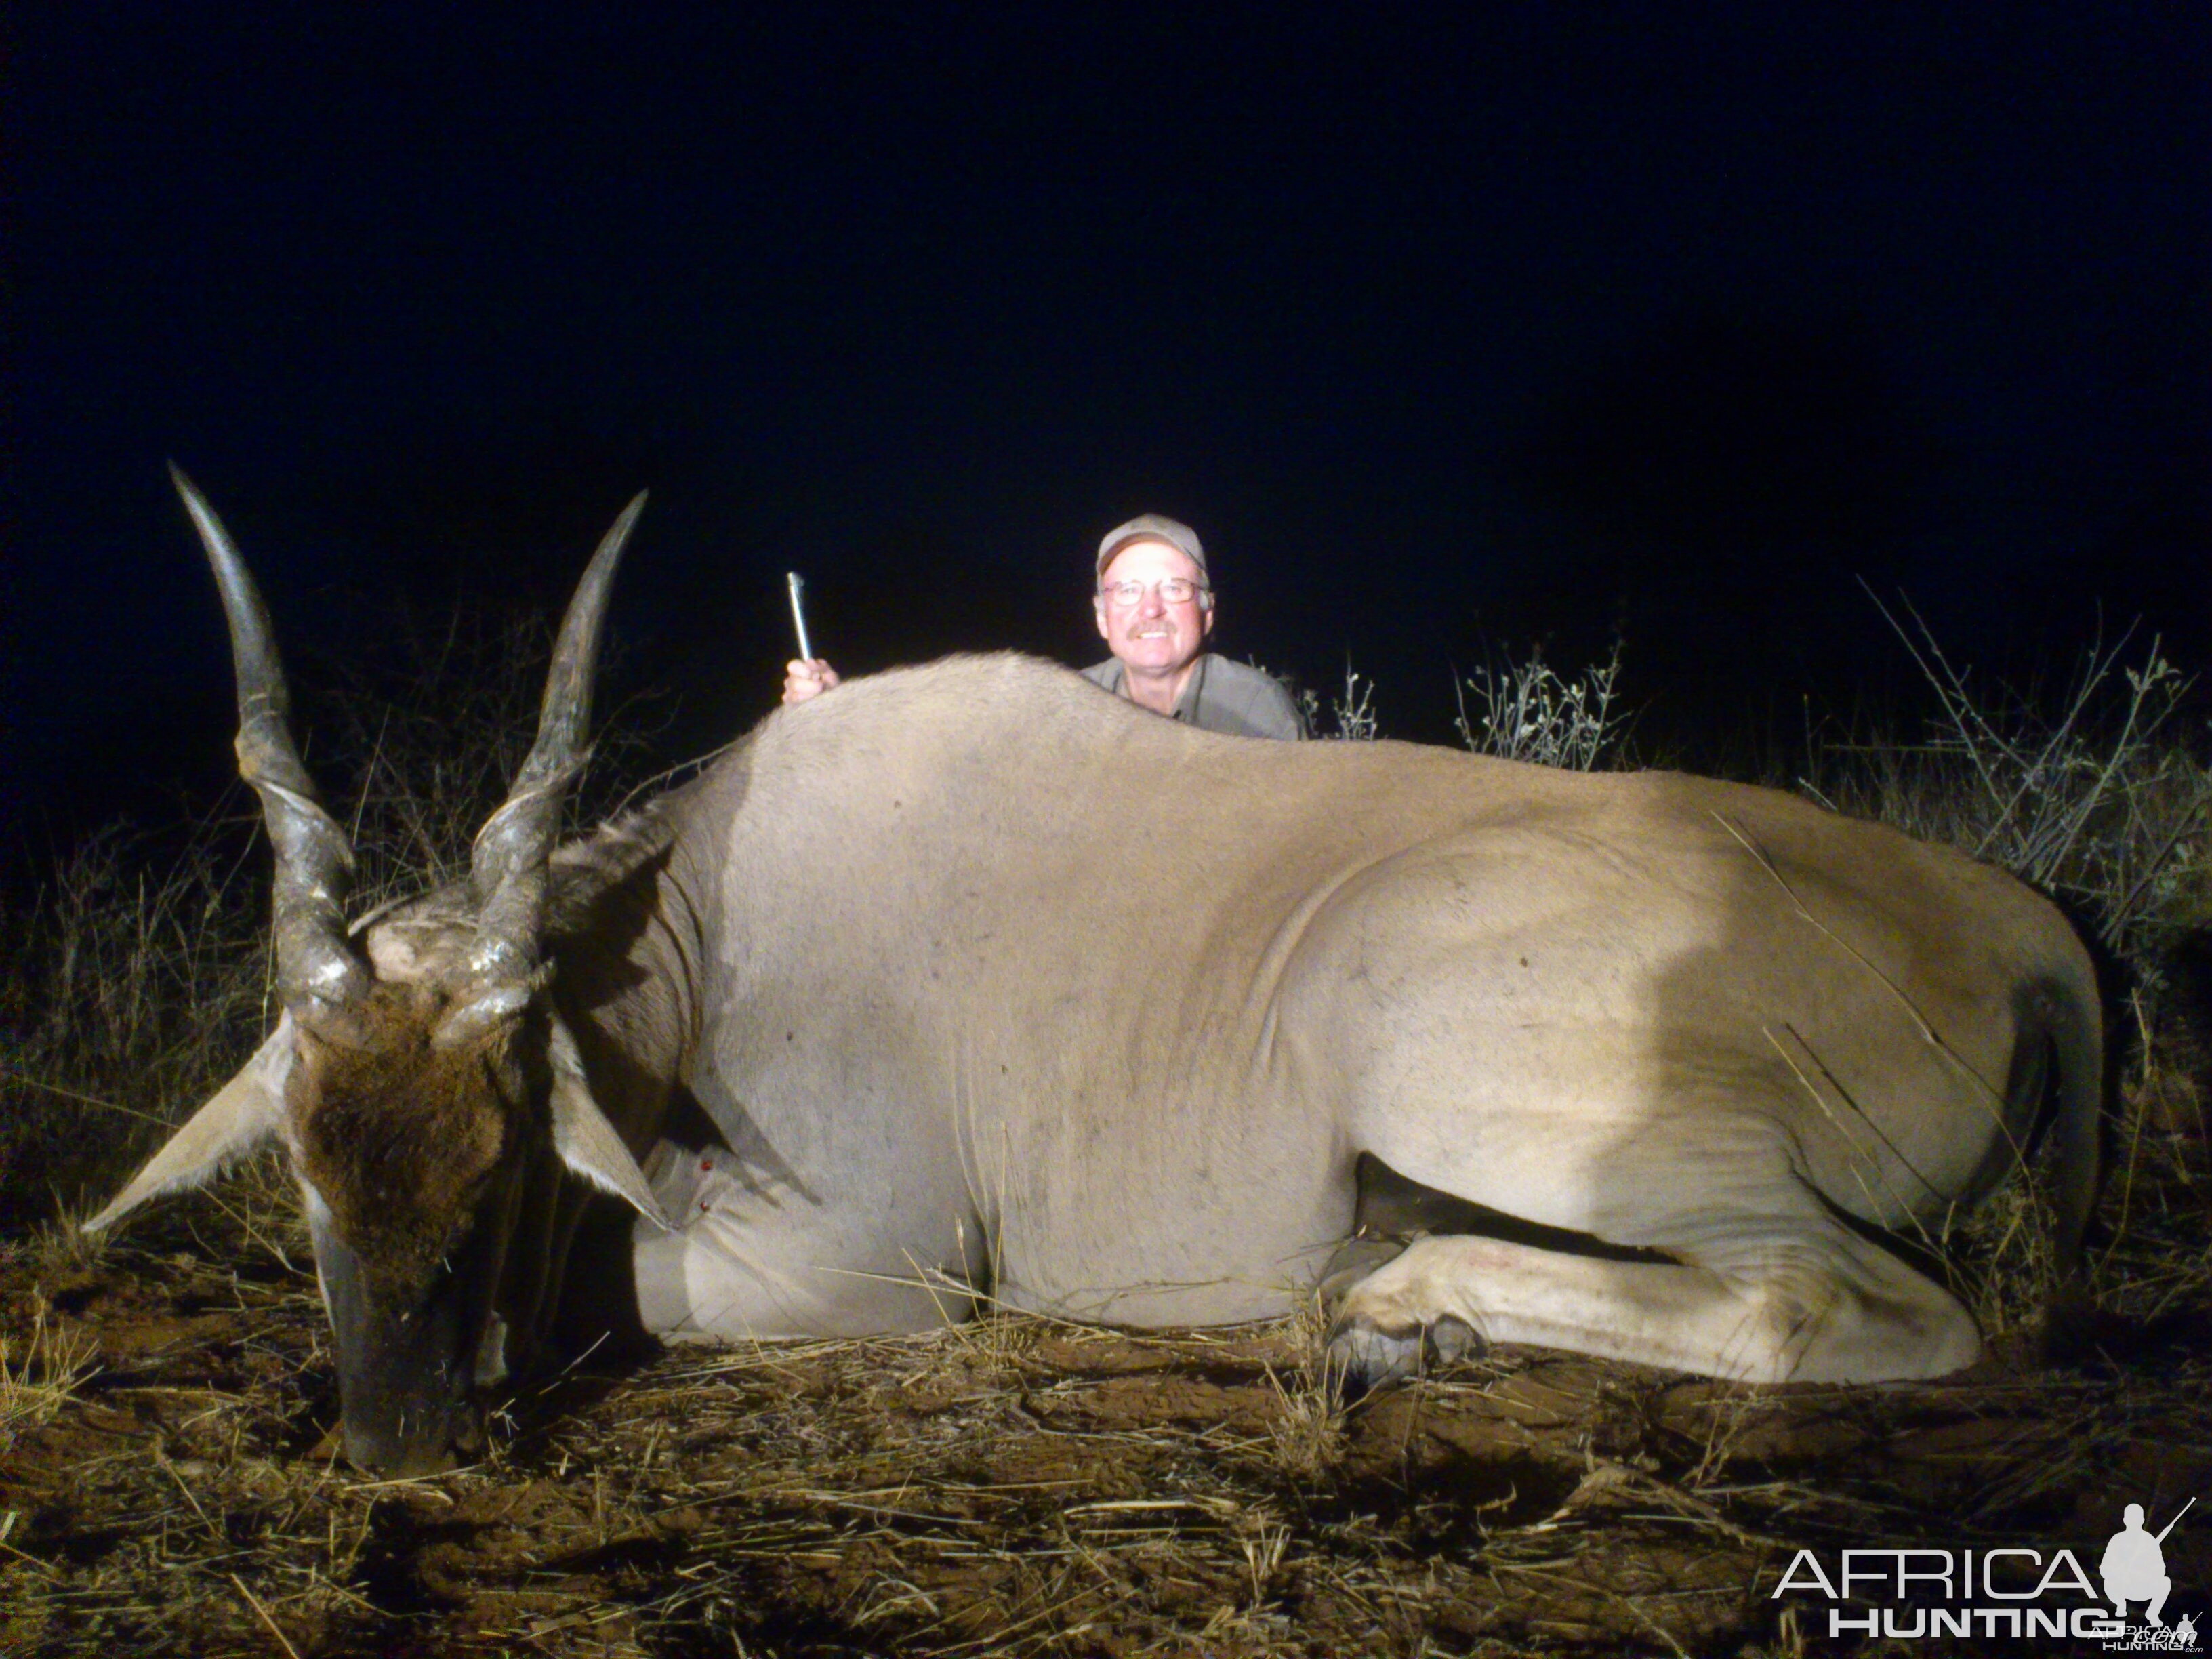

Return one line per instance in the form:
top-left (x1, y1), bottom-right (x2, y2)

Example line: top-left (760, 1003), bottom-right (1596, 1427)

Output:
top-left (1096, 514), bottom-right (1208, 583)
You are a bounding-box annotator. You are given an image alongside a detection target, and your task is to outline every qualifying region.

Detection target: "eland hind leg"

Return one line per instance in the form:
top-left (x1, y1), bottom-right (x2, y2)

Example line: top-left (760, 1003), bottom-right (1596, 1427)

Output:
top-left (1326, 1216), bottom-right (1981, 1389)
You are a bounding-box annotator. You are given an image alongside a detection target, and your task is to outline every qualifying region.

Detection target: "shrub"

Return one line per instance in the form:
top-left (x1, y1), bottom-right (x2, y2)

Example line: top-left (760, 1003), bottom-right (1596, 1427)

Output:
top-left (1802, 596), bottom-right (2211, 973)
top-left (1454, 640), bottom-right (1626, 771)
top-left (1296, 663), bottom-right (1382, 742)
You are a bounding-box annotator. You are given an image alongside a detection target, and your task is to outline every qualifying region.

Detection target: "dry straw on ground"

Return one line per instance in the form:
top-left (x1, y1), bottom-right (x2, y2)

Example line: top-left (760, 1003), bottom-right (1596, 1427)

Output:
top-left (4, 623), bottom-right (2209, 1655)
top-left (5, 1113), bottom-right (2209, 1658)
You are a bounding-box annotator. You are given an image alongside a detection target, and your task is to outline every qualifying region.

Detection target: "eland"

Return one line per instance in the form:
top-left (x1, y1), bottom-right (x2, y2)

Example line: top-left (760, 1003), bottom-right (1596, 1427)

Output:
top-left (91, 474), bottom-right (2104, 1475)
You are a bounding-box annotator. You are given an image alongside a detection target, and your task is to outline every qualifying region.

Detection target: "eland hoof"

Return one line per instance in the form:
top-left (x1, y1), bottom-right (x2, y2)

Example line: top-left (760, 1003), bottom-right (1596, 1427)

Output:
top-left (1316, 1236), bottom-right (1410, 1315)
top-left (1324, 1314), bottom-right (1484, 1399)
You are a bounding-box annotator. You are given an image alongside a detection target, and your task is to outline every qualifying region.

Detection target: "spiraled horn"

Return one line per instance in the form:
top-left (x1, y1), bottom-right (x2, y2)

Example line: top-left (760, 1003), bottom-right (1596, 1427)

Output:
top-left (171, 464), bottom-right (369, 1017)
top-left (458, 493), bottom-right (648, 1018)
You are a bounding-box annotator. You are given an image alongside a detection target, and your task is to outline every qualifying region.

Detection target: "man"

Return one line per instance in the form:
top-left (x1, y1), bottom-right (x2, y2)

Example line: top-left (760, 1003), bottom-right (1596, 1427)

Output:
top-left (782, 514), bottom-right (1305, 739)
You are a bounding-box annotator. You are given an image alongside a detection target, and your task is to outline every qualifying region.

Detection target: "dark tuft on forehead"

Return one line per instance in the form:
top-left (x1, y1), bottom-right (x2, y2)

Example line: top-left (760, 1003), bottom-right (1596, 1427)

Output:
top-left (294, 983), bottom-right (521, 1296)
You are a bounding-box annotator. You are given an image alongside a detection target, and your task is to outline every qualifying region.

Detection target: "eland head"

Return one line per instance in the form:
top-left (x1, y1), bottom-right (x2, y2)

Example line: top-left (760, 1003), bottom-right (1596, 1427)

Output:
top-left (87, 470), bottom-right (667, 1475)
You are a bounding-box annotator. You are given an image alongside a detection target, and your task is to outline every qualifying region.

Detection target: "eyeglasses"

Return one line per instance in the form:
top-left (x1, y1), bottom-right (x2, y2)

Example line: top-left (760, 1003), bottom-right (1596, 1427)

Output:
top-left (1099, 577), bottom-right (1209, 607)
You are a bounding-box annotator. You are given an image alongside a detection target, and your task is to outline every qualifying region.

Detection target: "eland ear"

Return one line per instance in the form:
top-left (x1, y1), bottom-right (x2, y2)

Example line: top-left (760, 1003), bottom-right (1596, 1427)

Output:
top-left (546, 1018), bottom-right (670, 1232)
top-left (84, 1016), bottom-right (298, 1233)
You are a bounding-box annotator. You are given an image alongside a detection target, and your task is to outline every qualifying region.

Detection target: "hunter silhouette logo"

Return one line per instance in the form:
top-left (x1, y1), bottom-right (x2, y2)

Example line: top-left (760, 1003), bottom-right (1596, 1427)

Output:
top-left (2104, 1498), bottom-right (2193, 1631)
top-left (1769, 1494), bottom-right (2200, 1643)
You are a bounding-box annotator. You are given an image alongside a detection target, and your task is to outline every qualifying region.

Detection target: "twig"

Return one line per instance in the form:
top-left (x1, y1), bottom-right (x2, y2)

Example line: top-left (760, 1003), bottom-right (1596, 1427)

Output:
top-left (230, 1572), bottom-right (304, 1659)
top-left (0, 1067), bottom-right (173, 1126)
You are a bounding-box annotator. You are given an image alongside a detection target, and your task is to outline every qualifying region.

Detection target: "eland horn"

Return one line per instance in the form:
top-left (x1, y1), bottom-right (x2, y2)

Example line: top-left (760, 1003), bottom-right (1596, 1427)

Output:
top-left (457, 493), bottom-right (648, 1021)
top-left (171, 464), bottom-right (370, 1018)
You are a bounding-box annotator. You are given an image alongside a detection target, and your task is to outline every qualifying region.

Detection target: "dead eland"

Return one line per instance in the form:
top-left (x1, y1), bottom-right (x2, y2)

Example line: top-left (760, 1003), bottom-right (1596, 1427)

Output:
top-left (91, 475), bottom-right (2103, 1477)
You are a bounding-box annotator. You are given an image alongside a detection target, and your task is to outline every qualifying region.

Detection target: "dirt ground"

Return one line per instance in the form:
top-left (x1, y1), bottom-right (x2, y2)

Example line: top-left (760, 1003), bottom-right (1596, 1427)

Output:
top-left (5, 1150), bottom-right (2211, 1658)
top-left (13, 1185), bottom-right (2212, 1654)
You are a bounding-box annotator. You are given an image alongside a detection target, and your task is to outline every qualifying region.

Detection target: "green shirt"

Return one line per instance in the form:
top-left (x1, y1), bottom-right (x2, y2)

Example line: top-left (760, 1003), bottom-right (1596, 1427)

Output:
top-left (1080, 653), bottom-right (1307, 740)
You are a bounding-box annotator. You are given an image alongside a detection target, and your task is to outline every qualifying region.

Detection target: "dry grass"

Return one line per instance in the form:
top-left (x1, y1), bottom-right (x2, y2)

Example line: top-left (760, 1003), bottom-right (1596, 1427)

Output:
top-left (1262, 1293), bottom-right (1348, 1484)
top-left (0, 1299), bottom-right (98, 1439)
top-left (3, 1056), bottom-right (2207, 1656)
top-left (0, 819), bottom-right (274, 1232)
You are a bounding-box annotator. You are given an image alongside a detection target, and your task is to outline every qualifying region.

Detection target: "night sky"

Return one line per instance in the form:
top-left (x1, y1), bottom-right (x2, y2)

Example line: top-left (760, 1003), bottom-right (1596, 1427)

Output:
top-left (9, 5), bottom-right (2207, 847)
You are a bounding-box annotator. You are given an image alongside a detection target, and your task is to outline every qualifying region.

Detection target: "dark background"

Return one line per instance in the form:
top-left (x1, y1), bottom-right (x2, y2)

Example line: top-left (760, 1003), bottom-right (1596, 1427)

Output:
top-left (8, 5), bottom-right (2207, 850)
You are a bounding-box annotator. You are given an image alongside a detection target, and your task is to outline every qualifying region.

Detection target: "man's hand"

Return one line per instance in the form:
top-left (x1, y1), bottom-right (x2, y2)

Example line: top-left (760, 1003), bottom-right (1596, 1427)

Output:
top-left (782, 659), bottom-right (842, 705)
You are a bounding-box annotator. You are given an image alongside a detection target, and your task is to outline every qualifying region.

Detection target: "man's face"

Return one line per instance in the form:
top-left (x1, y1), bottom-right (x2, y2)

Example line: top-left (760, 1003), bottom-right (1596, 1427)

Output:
top-left (1094, 539), bottom-right (1214, 678)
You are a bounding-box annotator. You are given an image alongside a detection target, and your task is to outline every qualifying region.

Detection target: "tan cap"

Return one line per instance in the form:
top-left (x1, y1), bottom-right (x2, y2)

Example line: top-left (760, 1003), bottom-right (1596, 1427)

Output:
top-left (1096, 514), bottom-right (1208, 583)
